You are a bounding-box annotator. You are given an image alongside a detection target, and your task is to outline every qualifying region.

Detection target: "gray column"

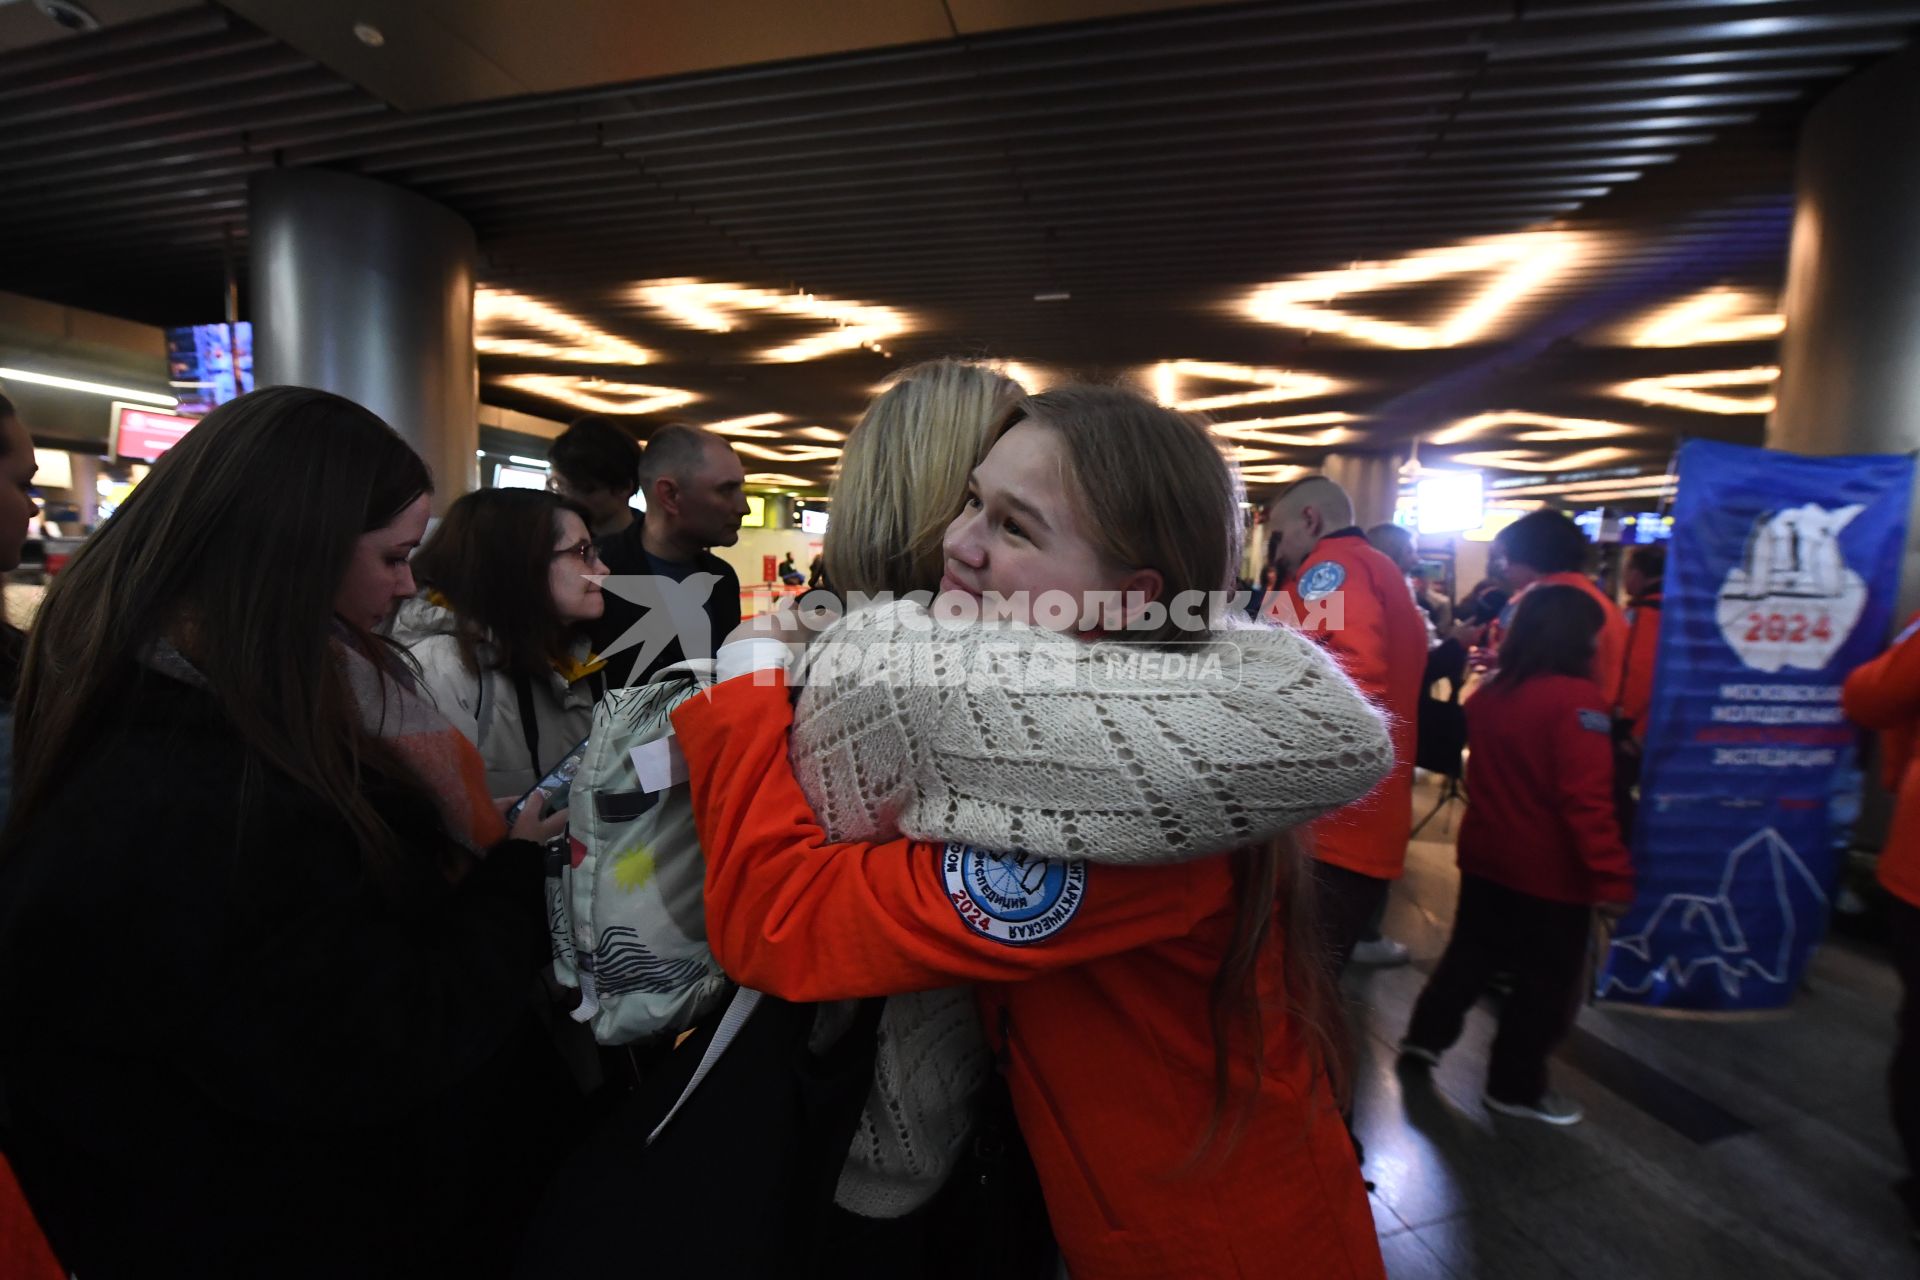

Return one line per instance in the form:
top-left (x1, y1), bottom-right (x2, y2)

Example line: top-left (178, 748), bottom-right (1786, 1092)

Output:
top-left (250, 169), bottom-right (478, 505)
top-left (1321, 451), bottom-right (1404, 531)
top-left (1769, 49), bottom-right (1920, 850)
top-left (1769, 47), bottom-right (1920, 612)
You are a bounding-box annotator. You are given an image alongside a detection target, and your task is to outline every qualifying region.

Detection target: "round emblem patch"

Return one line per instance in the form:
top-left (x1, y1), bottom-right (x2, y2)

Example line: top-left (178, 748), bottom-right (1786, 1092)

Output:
top-left (1298, 560), bottom-right (1347, 602)
top-left (942, 843), bottom-right (1088, 946)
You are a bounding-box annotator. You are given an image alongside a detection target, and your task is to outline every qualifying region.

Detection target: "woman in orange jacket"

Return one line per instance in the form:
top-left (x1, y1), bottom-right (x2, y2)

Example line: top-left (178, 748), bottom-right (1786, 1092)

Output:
top-left (1841, 614), bottom-right (1920, 1241)
top-left (1487, 510), bottom-right (1629, 691)
top-left (1400, 585), bottom-right (1635, 1127)
top-left (675, 385), bottom-right (1392, 1279)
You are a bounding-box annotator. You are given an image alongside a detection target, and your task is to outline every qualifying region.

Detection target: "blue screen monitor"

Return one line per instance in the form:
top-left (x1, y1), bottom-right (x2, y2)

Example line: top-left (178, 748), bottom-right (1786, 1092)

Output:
top-left (165, 322), bottom-right (253, 416)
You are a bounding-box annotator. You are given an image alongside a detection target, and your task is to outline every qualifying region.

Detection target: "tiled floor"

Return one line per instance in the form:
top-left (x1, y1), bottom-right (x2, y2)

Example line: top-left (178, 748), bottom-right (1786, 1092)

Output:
top-left (1350, 777), bottom-right (1916, 1280)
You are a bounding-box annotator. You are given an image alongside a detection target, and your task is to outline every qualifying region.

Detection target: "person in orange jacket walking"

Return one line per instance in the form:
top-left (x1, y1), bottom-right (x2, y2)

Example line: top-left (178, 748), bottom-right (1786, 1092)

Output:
top-left (1264, 477), bottom-right (1430, 973)
top-left (1841, 614), bottom-right (1920, 1243)
top-left (1399, 585), bottom-right (1635, 1126)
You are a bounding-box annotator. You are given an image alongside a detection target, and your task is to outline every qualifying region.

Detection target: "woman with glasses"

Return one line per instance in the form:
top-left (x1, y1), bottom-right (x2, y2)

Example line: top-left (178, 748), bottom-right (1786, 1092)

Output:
top-left (395, 488), bottom-right (610, 796)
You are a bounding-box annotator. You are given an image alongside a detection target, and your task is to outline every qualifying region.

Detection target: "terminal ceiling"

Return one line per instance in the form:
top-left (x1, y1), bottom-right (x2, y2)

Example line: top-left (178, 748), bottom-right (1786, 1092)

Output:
top-left (2, 0), bottom-right (1915, 497)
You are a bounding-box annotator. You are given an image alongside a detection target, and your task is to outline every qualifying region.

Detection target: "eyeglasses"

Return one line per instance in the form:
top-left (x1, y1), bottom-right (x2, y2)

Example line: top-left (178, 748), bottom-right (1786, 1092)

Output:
top-left (552, 539), bottom-right (596, 564)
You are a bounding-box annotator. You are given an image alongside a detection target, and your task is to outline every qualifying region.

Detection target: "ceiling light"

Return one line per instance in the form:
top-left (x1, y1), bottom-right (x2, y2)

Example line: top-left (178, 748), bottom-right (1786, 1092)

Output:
top-left (1238, 463), bottom-right (1309, 486)
top-left (0, 367), bottom-right (177, 407)
top-left (1612, 366), bottom-right (1778, 414)
top-left (633, 279), bottom-right (908, 363)
top-left (1448, 447), bottom-right (1639, 472)
top-left (476, 289), bottom-right (653, 365)
top-left (729, 442), bottom-right (843, 464)
top-left (1627, 287), bottom-right (1784, 347)
top-left (743, 472), bottom-right (818, 488)
top-left (1494, 473), bottom-right (1678, 499)
top-left (352, 21), bottom-right (385, 47)
top-left (705, 413), bottom-right (789, 439)
top-left (795, 426), bottom-right (848, 442)
top-left (1244, 230), bottom-right (1586, 349)
top-left (1034, 291), bottom-right (1071, 302)
top-left (1149, 360), bottom-right (1344, 412)
top-left (493, 374), bottom-right (695, 416)
top-left (990, 361), bottom-right (1054, 392)
top-left (1209, 412), bottom-right (1357, 448)
top-left (1429, 411), bottom-right (1647, 447)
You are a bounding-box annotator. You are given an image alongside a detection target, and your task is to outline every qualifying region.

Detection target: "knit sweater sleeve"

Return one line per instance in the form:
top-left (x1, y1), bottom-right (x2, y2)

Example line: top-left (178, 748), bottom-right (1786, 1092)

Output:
top-left (789, 602), bottom-right (1392, 864)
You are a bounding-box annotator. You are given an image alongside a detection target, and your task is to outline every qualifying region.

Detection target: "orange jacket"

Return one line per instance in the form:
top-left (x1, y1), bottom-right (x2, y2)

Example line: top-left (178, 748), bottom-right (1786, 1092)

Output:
top-left (1841, 614), bottom-right (1920, 909)
top-left (1618, 591), bottom-right (1663, 739)
top-left (1277, 530), bottom-right (1428, 879)
top-left (672, 674), bottom-right (1384, 1280)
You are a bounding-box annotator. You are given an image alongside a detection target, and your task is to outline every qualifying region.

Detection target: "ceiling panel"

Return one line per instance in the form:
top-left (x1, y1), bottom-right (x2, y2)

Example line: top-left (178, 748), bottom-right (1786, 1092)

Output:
top-left (0, 0), bottom-right (1913, 497)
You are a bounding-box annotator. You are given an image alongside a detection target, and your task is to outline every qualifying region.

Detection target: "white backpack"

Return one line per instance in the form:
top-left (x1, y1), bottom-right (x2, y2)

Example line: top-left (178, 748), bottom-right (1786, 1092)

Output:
top-left (544, 662), bottom-right (734, 1047)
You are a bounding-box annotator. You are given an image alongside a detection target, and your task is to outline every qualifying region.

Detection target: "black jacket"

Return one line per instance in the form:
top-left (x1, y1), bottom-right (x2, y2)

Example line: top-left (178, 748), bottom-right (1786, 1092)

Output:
top-left (591, 514), bottom-right (742, 689)
top-left (0, 668), bottom-right (563, 1277)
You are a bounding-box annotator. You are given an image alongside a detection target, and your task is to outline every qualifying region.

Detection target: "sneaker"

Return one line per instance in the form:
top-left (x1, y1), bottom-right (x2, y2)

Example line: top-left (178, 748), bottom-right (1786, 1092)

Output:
top-left (1397, 1041), bottom-right (1441, 1068)
top-left (1484, 1091), bottom-right (1584, 1126)
top-left (1351, 936), bottom-right (1412, 967)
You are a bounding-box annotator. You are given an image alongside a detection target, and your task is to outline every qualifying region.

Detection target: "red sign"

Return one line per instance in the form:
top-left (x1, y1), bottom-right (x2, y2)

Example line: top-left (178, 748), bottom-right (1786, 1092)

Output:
top-left (762, 554), bottom-right (777, 584)
top-left (111, 404), bottom-right (200, 462)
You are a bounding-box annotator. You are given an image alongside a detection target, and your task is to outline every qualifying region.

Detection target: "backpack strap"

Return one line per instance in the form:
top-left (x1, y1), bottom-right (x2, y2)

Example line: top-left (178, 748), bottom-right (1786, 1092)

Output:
top-left (646, 986), bottom-right (763, 1145)
top-left (514, 671), bottom-right (542, 775)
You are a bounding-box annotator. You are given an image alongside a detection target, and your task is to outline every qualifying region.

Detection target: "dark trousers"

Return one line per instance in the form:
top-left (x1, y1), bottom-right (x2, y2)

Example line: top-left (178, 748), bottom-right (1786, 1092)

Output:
top-left (1891, 895), bottom-right (1920, 1228)
top-left (1311, 858), bottom-right (1391, 978)
top-left (1405, 874), bottom-right (1593, 1105)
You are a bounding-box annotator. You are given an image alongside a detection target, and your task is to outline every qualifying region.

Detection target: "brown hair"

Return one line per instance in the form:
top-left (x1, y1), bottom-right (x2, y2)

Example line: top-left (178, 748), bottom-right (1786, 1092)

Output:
top-left (825, 359), bottom-right (1024, 597)
top-left (1490, 584), bottom-right (1604, 692)
top-left (5, 386), bottom-right (434, 884)
top-left (411, 488), bottom-right (594, 682)
top-left (996, 384), bottom-right (1348, 1149)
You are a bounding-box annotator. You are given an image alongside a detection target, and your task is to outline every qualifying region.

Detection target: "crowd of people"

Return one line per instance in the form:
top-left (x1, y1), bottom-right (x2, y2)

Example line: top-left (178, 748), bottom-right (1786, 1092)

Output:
top-left (0, 364), bottom-right (1909, 1276)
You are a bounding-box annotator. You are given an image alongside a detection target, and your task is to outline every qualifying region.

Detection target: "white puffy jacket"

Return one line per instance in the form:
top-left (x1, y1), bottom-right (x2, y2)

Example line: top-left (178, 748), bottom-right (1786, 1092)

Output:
top-left (391, 595), bottom-right (599, 798)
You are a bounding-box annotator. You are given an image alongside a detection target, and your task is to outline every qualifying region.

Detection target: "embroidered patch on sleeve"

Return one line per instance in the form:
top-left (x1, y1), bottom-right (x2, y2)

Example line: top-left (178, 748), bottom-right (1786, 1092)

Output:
top-left (1298, 560), bottom-right (1347, 602)
top-left (1578, 708), bottom-right (1612, 734)
top-left (942, 843), bottom-right (1088, 946)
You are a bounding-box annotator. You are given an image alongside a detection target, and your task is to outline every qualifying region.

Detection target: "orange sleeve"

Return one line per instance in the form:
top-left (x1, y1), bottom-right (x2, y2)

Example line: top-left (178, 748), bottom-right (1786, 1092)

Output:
top-left (1279, 554), bottom-right (1390, 703)
top-left (1595, 605), bottom-right (1629, 701)
top-left (1620, 608), bottom-right (1660, 735)
top-left (1331, 577), bottom-right (1393, 703)
top-left (671, 673), bottom-right (1232, 1001)
top-left (1844, 616), bottom-right (1920, 733)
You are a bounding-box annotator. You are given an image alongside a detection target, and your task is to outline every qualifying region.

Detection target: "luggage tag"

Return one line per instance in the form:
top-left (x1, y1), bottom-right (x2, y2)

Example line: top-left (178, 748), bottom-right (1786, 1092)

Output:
top-left (630, 734), bottom-right (689, 793)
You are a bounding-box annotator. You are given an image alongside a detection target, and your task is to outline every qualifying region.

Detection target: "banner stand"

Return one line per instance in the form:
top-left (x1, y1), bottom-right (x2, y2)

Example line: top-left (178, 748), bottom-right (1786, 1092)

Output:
top-left (1597, 440), bottom-right (1915, 1013)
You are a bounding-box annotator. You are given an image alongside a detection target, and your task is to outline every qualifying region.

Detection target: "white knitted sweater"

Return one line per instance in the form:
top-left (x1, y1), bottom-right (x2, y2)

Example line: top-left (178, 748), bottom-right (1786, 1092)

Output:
top-left (784, 601), bottom-right (1394, 1217)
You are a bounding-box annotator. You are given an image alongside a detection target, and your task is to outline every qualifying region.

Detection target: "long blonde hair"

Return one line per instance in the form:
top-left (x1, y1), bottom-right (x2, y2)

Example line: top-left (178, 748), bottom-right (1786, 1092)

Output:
top-left (824, 359), bottom-right (1024, 597)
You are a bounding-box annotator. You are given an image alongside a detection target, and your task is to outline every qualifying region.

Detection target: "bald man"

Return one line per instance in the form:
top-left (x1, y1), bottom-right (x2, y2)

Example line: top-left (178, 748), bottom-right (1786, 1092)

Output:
top-left (1266, 477), bottom-right (1429, 975)
top-left (556, 421), bottom-right (751, 688)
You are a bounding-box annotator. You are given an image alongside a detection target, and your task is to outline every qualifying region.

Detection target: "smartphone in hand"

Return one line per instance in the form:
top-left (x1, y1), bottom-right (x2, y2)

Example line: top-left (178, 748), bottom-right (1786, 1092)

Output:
top-left (507, 735), bottom-right (591, 826)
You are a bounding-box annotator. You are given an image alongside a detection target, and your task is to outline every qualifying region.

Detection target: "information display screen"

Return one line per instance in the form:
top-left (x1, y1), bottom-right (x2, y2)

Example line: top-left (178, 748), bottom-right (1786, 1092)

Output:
top-left (165, 322), bottom-right (253, 415)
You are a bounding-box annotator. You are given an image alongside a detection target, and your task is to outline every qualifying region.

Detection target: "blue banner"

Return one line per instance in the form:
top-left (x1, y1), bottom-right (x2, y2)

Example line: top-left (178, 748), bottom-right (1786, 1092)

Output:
top-left (1598, 440), bottom-right (1913, 1011)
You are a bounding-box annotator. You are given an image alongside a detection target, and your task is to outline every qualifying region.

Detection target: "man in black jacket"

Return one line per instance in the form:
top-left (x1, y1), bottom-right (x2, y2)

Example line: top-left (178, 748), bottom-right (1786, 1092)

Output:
top-left (549, 417), bottom-right (748, 689)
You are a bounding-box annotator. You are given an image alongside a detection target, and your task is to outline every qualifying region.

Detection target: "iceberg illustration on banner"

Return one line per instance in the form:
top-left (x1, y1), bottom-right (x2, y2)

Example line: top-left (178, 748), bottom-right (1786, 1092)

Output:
top-left (1716, 503), bottom-right (1865, 672)
top-left (1601, 827), bottom-right (1828, 1002)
